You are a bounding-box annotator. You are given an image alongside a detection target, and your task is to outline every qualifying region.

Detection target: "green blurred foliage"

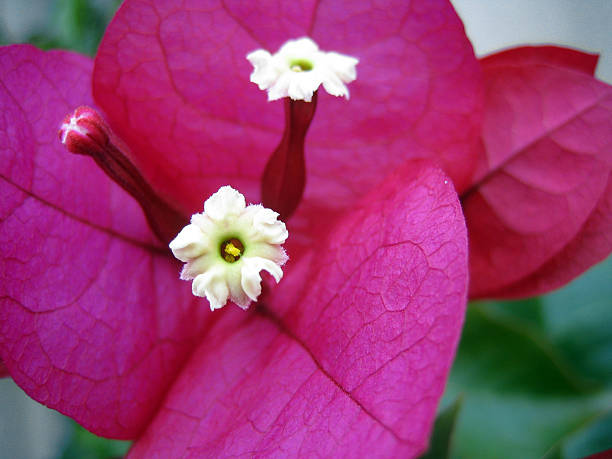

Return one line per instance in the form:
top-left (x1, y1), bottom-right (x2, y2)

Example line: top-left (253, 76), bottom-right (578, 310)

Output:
top-left (59, 424), bottom-right (130, 459)
top-left (421, 396), bottom-right (463, 459)
top-left (1, 0), bottom-right (121, 56)
top-left (434, 256), bottom-right (612, 459)
top-left (4, 0), bottom-right (612, 457)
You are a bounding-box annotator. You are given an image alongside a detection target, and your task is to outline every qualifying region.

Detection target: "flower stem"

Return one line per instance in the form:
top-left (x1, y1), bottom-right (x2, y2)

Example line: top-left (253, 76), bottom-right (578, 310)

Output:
top-left (60, 106), bottom-right (187, 244)
top-left (261, 92), bottom-right (318, 220)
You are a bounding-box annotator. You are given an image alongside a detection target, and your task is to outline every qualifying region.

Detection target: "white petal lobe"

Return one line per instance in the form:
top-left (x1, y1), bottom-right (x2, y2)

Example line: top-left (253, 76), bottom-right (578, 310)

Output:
top-left (204, 185), bottom-right (246, 220)
top-left (192, 267), bottom-right (229, 311)
top-left (240, 257), bottom-right (284, 302)
top-left (169, 224), bottom-right (207, 262)
top-left (247, 50), bottom-right (277, 89)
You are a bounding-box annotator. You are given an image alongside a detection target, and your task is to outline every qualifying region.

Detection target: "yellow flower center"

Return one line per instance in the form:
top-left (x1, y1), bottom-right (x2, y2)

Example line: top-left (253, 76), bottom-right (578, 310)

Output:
top-left (220, 238), bottom-right (244, 263)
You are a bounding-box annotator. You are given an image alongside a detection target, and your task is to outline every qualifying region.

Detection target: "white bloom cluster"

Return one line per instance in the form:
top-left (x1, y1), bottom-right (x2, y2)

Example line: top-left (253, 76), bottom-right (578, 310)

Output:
top-left (169, 186), bottom-right (288, 310)
top-left (247, 37), bottom-right (358, 102)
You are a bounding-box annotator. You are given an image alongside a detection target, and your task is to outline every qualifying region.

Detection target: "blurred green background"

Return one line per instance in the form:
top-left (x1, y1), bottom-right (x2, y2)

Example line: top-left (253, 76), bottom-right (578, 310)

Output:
top-left (433, 256), bottom-right (612, 459)
top-left (0, 0), bottom-right (120, 56)
top-left (0, 0), bottom-right (611, 458)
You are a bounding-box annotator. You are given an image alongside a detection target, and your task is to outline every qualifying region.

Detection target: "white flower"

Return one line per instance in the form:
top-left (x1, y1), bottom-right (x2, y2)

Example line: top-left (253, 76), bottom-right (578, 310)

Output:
top-left (169, 186), bottom-right (288, 310)
top-left (247, 37), bottom-right (358, 102)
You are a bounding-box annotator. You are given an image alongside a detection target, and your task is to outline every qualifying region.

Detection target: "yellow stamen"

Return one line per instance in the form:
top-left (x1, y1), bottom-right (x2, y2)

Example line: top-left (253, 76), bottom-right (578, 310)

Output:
top-left (225, 242), bottom-right (241, 257)
top-left (220, 238), bottom-right (244, 263)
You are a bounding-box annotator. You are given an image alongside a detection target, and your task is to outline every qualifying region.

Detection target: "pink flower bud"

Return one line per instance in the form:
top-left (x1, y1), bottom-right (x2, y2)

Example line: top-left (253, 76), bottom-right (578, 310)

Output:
top-left (58, 105), bottom-right (187, 244)
top-left (59, 105), bottom-right (110, 156)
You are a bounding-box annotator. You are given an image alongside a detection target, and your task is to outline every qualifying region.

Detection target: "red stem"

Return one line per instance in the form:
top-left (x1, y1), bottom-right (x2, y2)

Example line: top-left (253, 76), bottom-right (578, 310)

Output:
top-left (261, 92), bottom-right (318, 220)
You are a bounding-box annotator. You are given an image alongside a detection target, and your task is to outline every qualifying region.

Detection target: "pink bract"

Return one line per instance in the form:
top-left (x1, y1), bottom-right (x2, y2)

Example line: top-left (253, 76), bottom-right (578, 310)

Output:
top-left (0, 45), bottom-right (211, 437)
top-left (132, 163), bottom-right (468, 457)
top-left (92, 0), bottom-right (483, 247)
top-left (0, 0), bottom-right (477, 456)
top-left (465, 46), bottom-right (612, 298)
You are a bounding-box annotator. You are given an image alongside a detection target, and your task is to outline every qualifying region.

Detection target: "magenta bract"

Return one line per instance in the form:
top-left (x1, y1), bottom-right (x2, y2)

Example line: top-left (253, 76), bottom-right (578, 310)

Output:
top-left (465, 46), bottom-right (612, 298)
top-left (0, 45), bottom-right (212, 437)
top-left (132, 163), bottom-right (467, 457)
top-left (92, 0), bottom-right (483, 239)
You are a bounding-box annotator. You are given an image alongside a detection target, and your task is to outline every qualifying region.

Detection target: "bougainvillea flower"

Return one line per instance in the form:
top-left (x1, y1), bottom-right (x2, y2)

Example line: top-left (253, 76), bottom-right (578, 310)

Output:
top-left (247, 36), bottom-right (359, 101)
top-left (0, 1), bottom-right (610, 458)
top-left (0, 1), bottom-right (477, 456)
top-left (169, 186), bottom-right (289, 310)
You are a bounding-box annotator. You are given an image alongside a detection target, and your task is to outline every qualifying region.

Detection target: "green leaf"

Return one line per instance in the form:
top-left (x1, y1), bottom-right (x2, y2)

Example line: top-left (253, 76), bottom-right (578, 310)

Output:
top-left (541, 258), bottom-right (612, 387)
top-left (443, 257), bottom-right (612, 459)
top-left (449, 393), bottom-right (609, 459)
top-left (420, 396), bottom-right (463, 459)
top-left (484, 297), bottom-right (546, 329)
top-left (19, 0), bottom-right (121, 56)
top-left (59, 421), bottom-right (130, 459)
top-left (560, 410), bottom-right (612, 458)
top-left (541, 445), bottom-right (563, 459)
top-left (448, 304), bottom-right (592, 396)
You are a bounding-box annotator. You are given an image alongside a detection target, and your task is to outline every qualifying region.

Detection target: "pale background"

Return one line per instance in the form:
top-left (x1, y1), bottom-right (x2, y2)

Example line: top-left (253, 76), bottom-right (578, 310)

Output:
top-left (0, 0), bottom-right (611, 457)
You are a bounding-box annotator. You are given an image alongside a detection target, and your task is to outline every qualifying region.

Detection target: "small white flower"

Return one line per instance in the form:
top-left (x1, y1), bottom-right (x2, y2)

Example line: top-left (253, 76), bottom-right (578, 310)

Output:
top-left (247, 37), bottom-right (358, 102)
top-left (169, 186), bottom-right (288, 310)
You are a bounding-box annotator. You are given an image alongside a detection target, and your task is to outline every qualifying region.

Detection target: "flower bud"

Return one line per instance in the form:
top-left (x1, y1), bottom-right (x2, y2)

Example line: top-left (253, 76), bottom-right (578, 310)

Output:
top-left (59, 106), bottom-right (110, 157)
top-left (59, 106), bottom-right (187, 244)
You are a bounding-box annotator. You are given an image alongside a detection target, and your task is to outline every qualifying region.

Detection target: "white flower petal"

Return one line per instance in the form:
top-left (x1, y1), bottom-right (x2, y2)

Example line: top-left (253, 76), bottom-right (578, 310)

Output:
top-left (258, 245), bottom-right (288, 266)
top-left (190, 213), bottom-right (215, 235)
top-left (247, 36), bottom-right (358, 101)
top-left (321, 70), bottom-right (350, 99)
top-left (180, 254), bottom-right (215, 280)
top-left (268, 71), bottom-right (293, 101)
top-left (241, 205), bottom-right (288, 244)
top-left (169, 224), bottom-right (207, 262)
top-left (240, 257), bottom-right (284, 302)
top-left (247, 49), bottom-right (278, 90)
top-left (287, 71), bottom-right (322, 102)
top-left (278, 37), bottom-right (319, 56)
top-left (326, 52), bottom-right (359, 83)
top-left (228, 271), bottom-right (251, 310)
top-left (192, 267), bottom-right (229, 311)
top-left (169, 186), bottom-right (288, 311)
top-left (204, 186), bottom-right (245, 221)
